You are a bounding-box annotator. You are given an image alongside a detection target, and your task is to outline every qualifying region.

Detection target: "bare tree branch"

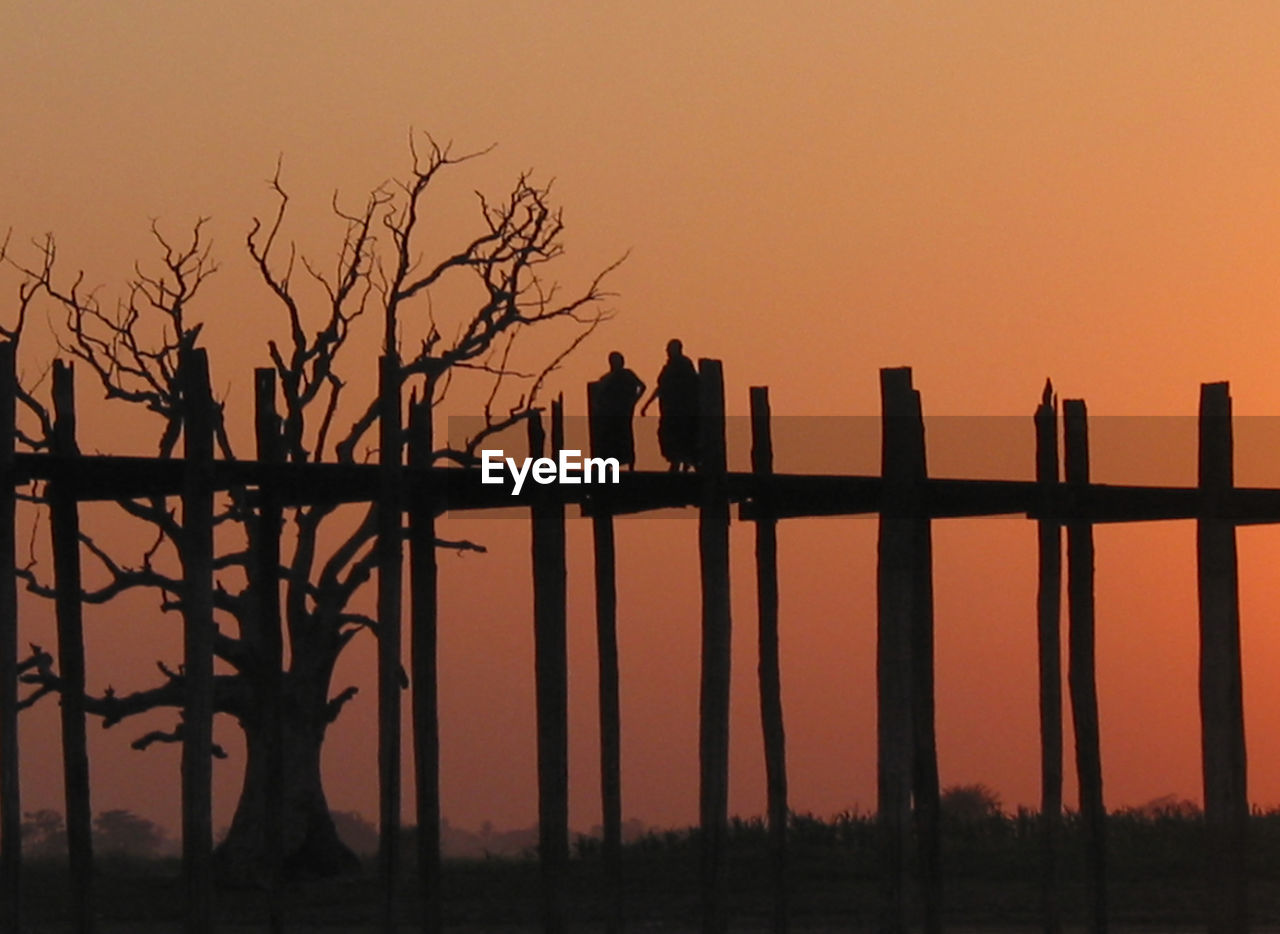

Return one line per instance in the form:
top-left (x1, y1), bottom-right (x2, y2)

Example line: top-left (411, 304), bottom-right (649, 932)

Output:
top-left (133, 725), bottom-right (228, 759)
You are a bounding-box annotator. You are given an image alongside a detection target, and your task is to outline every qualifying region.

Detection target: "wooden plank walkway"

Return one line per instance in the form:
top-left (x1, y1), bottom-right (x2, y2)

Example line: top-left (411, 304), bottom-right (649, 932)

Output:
top-left (19, 450), bottom-right (1280, 524)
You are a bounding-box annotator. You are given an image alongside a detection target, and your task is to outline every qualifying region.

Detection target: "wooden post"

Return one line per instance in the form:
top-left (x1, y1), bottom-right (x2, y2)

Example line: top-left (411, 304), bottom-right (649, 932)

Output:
top-left (1063, 398), bottom-right (1106, 934)
top-left (408, 388), bottom-right (442, 934)
top-left (0, 340), bottom-right (20, 934)
top-left (876, 367), bottom-right (917, 934)
top-left (377, 353), bottom-right (404, 934)
top-left (587, 380), bottom-right (624, 934)
top-left (750, 386), bottom-right (789, 934)
top-left (530, 400), bottom-right (569, 934)
top-left (1035, 381), bottom-right (1063, 934)
top-left (906, 384), bottom-right (940, 934)
top-left (180, 347), bottom-right (216, 934)
top-left (253, 369), bottom-right (285, 934)
top-left (50, 361), bottom-right (94, 933)
top-left (1197, 381), bottom-right (1249, 934)
top-left (698, 358), bottom-right (732, 934)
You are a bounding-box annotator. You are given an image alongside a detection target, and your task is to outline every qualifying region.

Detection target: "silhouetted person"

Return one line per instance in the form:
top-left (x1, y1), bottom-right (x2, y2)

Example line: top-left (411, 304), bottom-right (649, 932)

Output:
top-left (591, 351), bottom-right (646, 469)
top-left (640, 339), bottom-right (700, 472)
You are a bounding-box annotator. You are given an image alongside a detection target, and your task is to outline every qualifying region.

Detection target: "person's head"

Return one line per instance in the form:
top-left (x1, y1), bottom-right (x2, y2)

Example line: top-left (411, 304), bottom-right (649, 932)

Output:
top-left (608, 351), bottom-right (624, 371)
top-left (666, 338), bottom-right (683, 359)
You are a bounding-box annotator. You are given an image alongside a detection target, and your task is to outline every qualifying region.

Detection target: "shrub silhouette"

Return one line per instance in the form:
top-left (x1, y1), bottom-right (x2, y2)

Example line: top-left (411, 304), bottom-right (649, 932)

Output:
top-left (93, 809), bottom-right (166, 857)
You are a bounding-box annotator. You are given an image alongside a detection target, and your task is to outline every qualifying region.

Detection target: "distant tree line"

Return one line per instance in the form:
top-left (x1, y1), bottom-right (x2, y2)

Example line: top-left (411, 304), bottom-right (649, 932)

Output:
top-left (21, 808), bottom-right (170, 860)
top-left (19, 787), bottom-right (1205, 866)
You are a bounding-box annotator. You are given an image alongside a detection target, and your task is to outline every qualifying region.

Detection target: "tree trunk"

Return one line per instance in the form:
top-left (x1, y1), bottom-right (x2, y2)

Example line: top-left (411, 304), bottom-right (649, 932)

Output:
top-left (216, 692), bottom-right (360, 884)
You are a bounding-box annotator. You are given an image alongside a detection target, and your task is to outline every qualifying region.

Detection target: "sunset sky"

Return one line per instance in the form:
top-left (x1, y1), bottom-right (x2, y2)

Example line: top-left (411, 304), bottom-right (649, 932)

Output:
top-left (7, 3), bottom-right (1280, 839)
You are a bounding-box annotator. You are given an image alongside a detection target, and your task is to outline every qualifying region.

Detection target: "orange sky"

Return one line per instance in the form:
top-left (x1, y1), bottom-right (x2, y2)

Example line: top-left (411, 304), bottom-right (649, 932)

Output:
top-left (7, 3), bottom-right (1280, 837)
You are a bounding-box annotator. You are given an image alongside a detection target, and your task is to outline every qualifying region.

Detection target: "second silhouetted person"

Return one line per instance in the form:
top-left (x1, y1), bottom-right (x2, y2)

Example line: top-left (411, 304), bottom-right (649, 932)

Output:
top-left (640, 339), bottom-right (700, 472)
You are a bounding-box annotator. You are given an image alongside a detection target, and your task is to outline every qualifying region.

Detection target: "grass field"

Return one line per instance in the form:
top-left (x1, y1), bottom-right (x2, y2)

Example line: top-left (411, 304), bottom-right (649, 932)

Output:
top-left (18, 807), bottom-right (1280, 930)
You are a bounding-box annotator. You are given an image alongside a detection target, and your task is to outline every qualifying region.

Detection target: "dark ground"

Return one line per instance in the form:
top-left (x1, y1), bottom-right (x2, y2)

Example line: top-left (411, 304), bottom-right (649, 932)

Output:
top-left (18, 809), bottom-right (1280, 930)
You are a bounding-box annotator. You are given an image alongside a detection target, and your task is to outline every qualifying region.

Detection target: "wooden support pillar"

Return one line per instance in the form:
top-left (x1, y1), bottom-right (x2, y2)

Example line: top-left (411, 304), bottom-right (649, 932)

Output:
top-left (750, 386), bottom-right (789, 934)
top-left (408, 387), bottom-right (442, 934)
top-left (906, 383), bottom-right (940, 934)
top-left (876, 367), bottom-right (919, 934)
top-left (50, 361), bottom-right (94, 933)
top-left (1063, 398), bottom-right (1106, 934)
top-left (1035, 381), bottom-right (1063, 934)
top-left (0, 340), bottom-right (19, 934)
top-left (530, 400), bottom-right (569, 934)
top-left (377, 353), bottom-right (404, 934)
top-left (180, 347), bottom-right (216, 934)
top-left (587, 379), bottom-right (623, 934)
top-left (698, 358), bottom-right (732, 934)
top-left (252, 369), bottom-right (285, 934)
top-left (1197, 381), bottom-right (1249, 934)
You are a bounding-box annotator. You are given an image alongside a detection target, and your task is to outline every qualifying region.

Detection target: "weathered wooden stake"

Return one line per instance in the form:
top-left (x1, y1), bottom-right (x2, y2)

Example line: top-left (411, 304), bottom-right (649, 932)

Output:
top-left (1034, 381), bottom-right (1063, 934)
top-left (50, 361), bottom-right (94, 933)
top-left (253, 368), bottom-right (285, 934)
top-left (530, 400), bottom-right (569, 934)
top-left (180, 347), bottom-right (216, 934)
top-left (876, 367), bottom-right (918, 934)
top-left (587, 380), bottom-right (624, 934)
top-left (0, 340), bottom-right (20, 934)
top-left (906, 383), bottom-right (940, 934)
top-left (408, 388), bottom-right (442, 934)
top-left (1063, 398), bottom-right (1106, 934)
top-left (377, 353), bottom-right (404, 934)
top-left (1197, 381), bottom-right (1249, 934)
top-left (750, 386), bottom-right (789, 934)
top-left (698, 358), bottom-right (732, 934)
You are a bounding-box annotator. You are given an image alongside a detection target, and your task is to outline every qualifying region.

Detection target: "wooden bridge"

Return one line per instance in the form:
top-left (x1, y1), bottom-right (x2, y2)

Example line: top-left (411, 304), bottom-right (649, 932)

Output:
top-left (0, 341), bottom-right (1263, 934)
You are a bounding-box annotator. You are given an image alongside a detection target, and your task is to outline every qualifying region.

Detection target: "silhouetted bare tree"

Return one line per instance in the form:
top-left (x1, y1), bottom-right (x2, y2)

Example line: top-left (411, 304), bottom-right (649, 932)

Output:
top-left (5, 134), bottom-right (620, 880)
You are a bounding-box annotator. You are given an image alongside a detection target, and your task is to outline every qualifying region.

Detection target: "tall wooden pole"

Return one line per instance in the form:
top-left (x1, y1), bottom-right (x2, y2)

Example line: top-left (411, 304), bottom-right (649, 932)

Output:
top-left (253, 369), bottom-right (285, 934)
top-left (51, 361), bottom-right (94, 933)
top-left (1063, 398), bottom-right (1106, 934)
top-left (408, 389), bottom-right (442, 934)
top-left (750, 386), bottom-right (789, 934)
top-left (876, 367), bottom-right (917, 934)
top-left (1035, 381), bottom-right (1063, 934)
top-left (1197, 381), bottom-right (1249, 934)
top-left (698, 358), bottom-right (732, 934)
top-left (531, 400), bottom-right (569, 934)
top-left (587, 380), bottom-right (623, 934)
top-left (180, 347), bottom-right (216, 934)
top-left (377, 353), bottom-right (404, 934)
top-left (0, 340), bottom-right (20, 934)
top-left (906, 383), bottom-right (940, 934)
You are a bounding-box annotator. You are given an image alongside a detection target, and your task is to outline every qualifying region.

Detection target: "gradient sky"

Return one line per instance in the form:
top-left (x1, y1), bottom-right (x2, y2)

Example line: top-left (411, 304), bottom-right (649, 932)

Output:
top-left (7, 3), bottom-right (1280, 837)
